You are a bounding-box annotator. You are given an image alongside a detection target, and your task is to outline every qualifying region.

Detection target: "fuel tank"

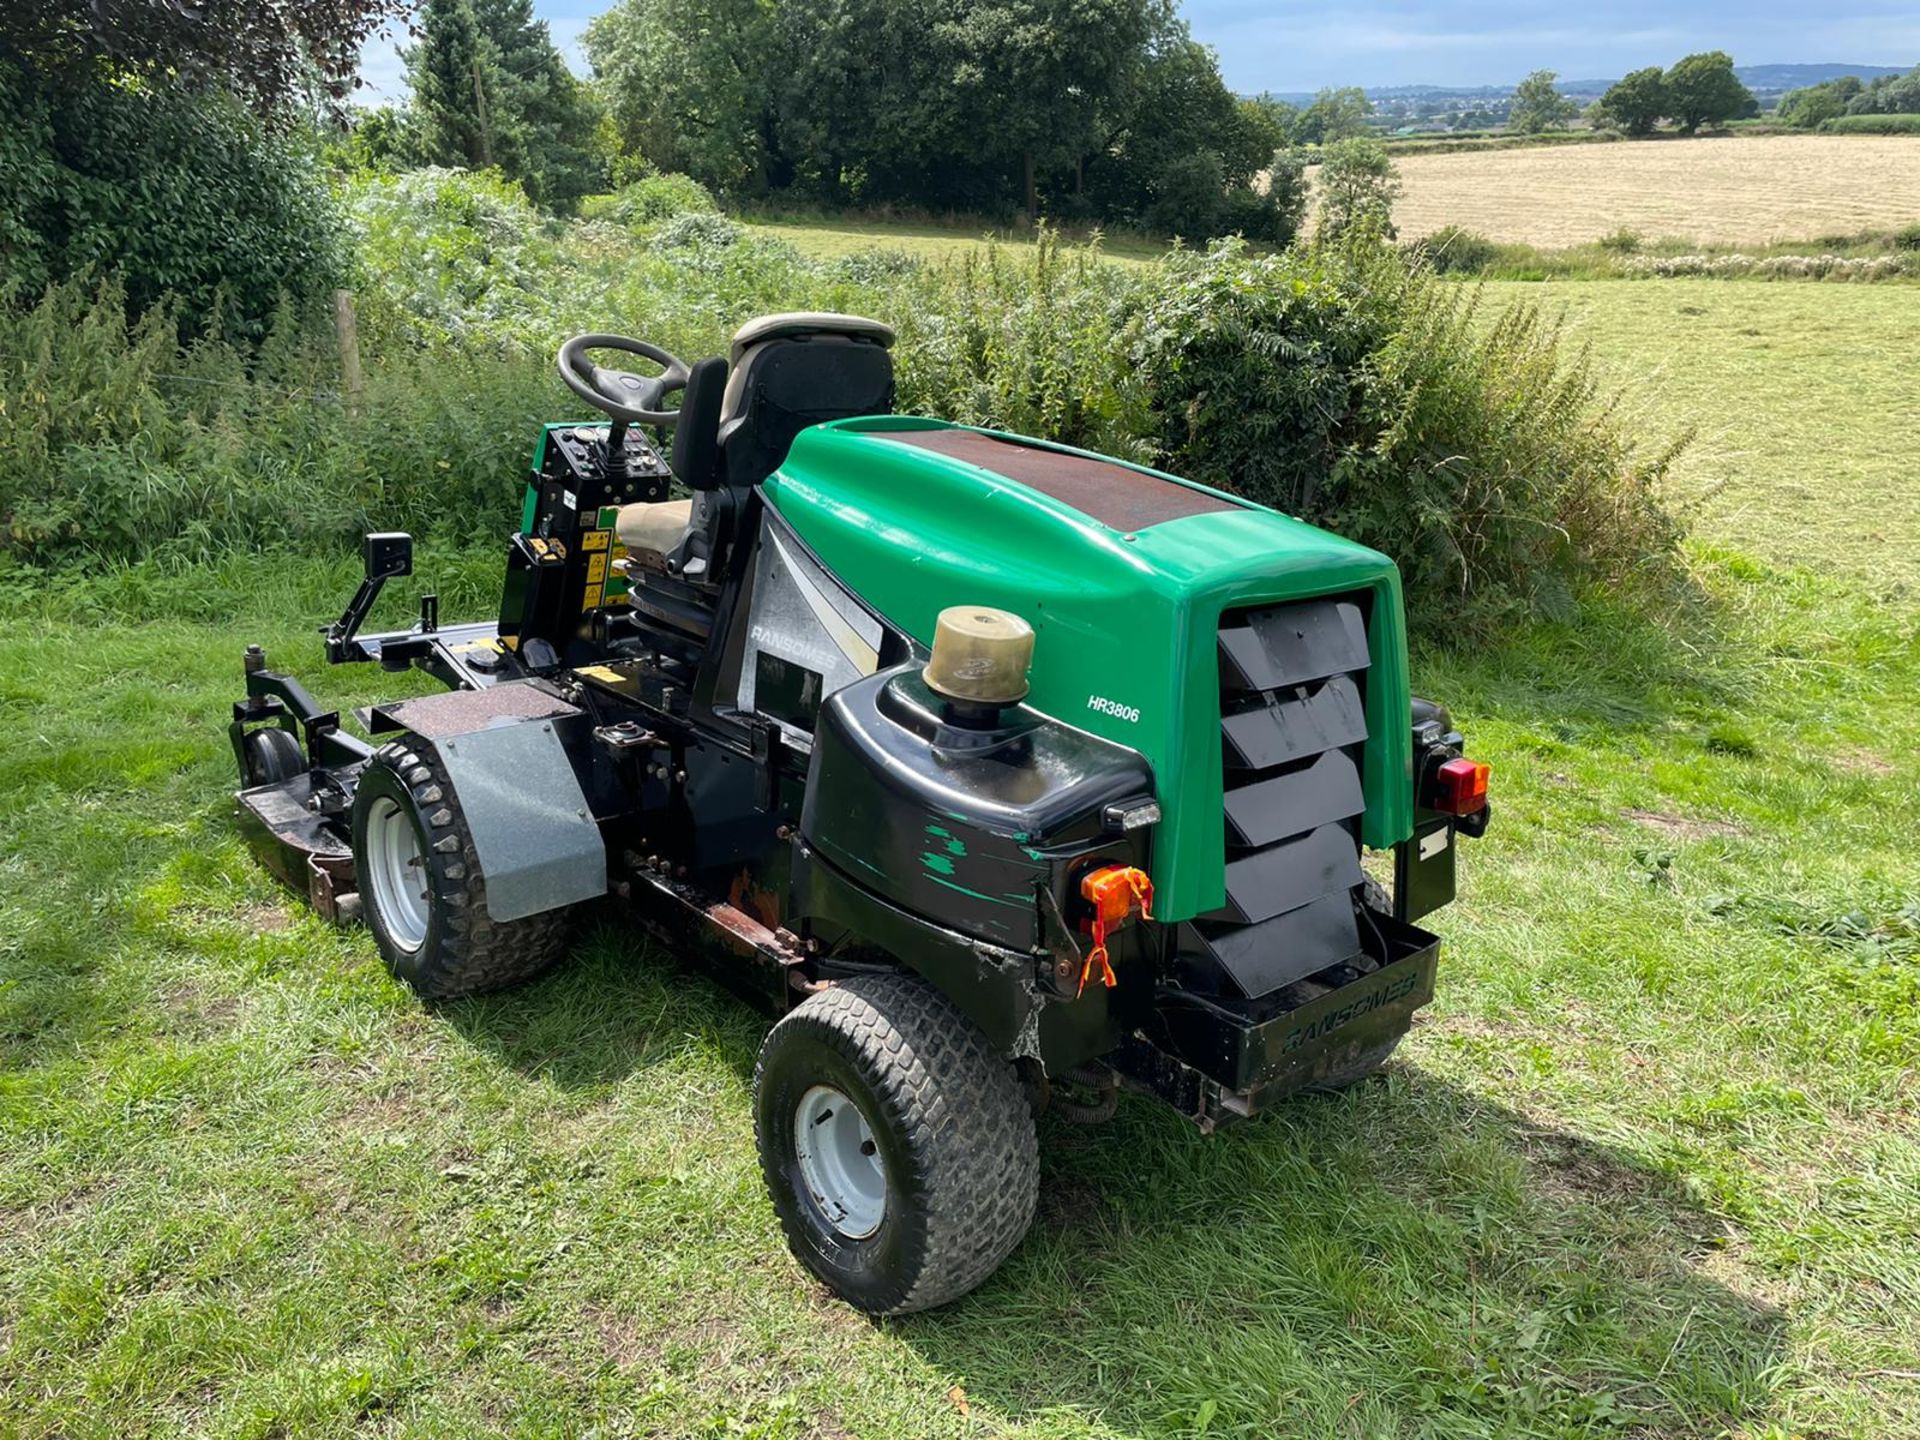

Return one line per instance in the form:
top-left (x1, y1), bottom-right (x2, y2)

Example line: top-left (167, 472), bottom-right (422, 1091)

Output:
top-left (799, 664), bottom-right (1153, 952)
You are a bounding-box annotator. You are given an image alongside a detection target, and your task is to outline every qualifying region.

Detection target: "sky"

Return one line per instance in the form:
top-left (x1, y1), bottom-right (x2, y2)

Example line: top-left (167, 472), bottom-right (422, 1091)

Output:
top-left (356, 0), bottom-right (1920, 104)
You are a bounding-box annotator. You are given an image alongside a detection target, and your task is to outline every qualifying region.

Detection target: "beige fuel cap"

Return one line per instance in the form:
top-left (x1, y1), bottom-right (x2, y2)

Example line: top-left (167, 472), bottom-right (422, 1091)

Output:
top-left (924, 606), bottom-right (1034, 705)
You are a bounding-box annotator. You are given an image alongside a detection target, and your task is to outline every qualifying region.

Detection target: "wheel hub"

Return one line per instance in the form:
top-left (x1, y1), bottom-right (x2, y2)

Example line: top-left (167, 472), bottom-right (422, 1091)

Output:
top-left (794, 1085), bottom-right (887, 1238)
top-left (365, 796), bottom-right (429, 952)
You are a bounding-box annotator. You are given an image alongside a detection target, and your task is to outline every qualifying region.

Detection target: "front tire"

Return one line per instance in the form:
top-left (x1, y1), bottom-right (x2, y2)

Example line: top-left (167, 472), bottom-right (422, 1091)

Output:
top-left (753, 975), bottom-right (1039, 1314)
top-left (351, 739), bottom-right (570, 998)
top-left (240, 727), bottom-right (305, 788)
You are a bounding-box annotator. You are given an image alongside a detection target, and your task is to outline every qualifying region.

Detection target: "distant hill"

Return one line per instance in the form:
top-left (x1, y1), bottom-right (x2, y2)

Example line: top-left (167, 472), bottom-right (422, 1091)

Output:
top-left (1248, 63), bottom-right (1914, 107)
top-left (1734, 62), bottom-right (1909, 92)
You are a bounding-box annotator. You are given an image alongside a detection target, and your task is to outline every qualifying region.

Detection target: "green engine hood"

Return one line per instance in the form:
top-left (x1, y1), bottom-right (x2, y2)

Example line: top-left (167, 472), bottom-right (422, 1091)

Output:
top-left (763, 417), bottom-right (1412, 921)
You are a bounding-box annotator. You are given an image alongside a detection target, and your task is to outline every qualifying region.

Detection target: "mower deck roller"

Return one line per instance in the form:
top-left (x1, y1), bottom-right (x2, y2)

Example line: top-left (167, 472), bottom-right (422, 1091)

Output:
top-left (228, 311), bottom-right (1489, 1313)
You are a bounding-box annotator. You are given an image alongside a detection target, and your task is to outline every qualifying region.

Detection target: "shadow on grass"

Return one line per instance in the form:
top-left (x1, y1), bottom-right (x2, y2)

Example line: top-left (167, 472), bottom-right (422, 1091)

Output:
top-left (434, 918), bottom-right (769, 1092)
top-left (900, 1070), bottom-right (1784, 1438)
top-left (440, 925), bottom-right (1783, 1438)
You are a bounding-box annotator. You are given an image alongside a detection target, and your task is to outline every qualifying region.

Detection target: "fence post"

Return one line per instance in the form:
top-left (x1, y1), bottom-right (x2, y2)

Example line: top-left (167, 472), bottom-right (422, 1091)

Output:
top-left (333, 288), bottom-right (363, 418)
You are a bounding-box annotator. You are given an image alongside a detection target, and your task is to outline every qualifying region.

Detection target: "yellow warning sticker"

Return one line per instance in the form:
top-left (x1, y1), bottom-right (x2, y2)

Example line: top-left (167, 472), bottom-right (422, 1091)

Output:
top-left (586, 552), bottom-right (608, 584)
top-left (581, 528), bottom-right (610, 551)
top-left (582, 583), bottom-right (603, 610)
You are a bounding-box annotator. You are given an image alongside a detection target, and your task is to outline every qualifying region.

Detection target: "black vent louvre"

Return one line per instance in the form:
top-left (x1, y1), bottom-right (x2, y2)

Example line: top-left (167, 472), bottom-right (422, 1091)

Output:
top-left (1176, 598), bottom-right (1371, 999)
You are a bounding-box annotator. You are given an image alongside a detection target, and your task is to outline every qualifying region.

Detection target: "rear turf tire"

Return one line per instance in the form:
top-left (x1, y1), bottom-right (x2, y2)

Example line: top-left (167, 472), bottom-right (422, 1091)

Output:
top-left (351, 739), bottom-right (570, 998)
top-left (753, 974), bottom-right (1039, 1315)
top-left (240, 727), bottom-right (305, 788)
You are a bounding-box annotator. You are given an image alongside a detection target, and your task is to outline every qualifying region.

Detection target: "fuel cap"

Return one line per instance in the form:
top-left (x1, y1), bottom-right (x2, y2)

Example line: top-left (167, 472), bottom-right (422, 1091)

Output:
top-left (924, 606), bottom-right (1034, 705)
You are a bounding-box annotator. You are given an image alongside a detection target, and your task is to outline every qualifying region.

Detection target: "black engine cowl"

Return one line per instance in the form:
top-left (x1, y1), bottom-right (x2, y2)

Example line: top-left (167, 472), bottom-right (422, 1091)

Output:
top-left (797, 664), bottom-right (1154, 953)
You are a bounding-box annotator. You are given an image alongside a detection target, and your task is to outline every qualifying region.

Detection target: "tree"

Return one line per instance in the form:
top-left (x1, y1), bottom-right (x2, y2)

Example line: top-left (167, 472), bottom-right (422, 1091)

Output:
top-left (406, 0), bottom-right (606, 212)
top-left (1777, 75), bottom-right (1861, 128)
top-left (1849, 65), bottom-right (1920, 115)
top-left (1085, 21), bottom-right (1278, 229)
top-left (1664, 51), bottom-right (1755, 133)
top-left (585, 0), bottom-right (779, 193)
top-left (471, 0), bottom-right (607, 211)
top-left (1315, 136), bottom-right (1400, 241)
top-left (0, 0), bottom-right (408, 113)
top-left (1509, 70), bottom-right (1577, 133)
top-left (1296, 86), bottom-right (1373, 144)
top-left (1241, 94), bottom-right (1301, 149)
top-left (408, 0), bottom-right (495, 170)
top-left (1593, 66), bottom-right (1669, 136)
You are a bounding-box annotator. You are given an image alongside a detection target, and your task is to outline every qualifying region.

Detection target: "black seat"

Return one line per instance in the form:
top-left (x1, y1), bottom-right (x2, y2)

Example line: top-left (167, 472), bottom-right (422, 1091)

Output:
top-left (716, 313), bottom-right (895, 488)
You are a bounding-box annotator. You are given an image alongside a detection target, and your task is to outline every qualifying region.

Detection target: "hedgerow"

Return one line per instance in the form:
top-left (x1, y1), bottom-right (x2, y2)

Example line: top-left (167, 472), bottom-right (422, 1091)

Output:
top-left (3, 182), bottom-right (1686, 631)
top-left (0, 60), bottom-right (342, 341)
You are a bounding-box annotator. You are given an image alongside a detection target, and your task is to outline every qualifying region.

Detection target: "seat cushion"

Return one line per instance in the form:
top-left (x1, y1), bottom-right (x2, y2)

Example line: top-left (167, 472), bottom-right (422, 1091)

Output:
top-left (614, 498), bottom-right (694, 567)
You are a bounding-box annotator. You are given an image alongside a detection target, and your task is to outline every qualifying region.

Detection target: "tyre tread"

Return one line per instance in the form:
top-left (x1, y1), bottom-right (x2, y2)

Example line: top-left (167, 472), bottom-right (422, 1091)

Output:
top-left (363, 740), bottom-right (570, 998)
top-left (757, 974), bottom-right (1038, 1314)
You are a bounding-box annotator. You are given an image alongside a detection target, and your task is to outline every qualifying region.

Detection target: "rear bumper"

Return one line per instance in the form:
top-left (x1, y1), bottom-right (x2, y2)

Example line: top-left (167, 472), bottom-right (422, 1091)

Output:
top-left (1112, 912), bottom-right (1439, 1128)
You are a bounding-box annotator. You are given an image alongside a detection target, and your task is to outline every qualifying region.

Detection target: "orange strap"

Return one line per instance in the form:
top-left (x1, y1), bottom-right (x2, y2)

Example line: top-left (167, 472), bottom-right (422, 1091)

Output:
top-left (1075, 865), bottom-right (1154, 997)
top-left (1077, 927), bottom-right (1120, 998)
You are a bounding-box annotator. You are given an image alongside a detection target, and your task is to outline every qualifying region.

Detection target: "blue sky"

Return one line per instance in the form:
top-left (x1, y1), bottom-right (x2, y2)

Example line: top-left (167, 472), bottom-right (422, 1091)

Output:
top-left (357, 1), bottom-right (1919, 103)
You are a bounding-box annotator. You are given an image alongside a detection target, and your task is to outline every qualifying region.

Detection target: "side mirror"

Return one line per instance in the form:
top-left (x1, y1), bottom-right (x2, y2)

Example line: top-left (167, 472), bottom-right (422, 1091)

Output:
top-left (364, 531), bottom-right (413, 580)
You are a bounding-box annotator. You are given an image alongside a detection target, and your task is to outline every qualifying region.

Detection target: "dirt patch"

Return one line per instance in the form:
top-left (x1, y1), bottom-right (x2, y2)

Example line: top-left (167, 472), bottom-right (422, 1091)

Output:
top-left (236, 902), bottom-right (294, 933)
top-left (586, 1302), bottom-right (745, 1373)
top-left (154, 980), bottom-right (247, 1039)
top-left (1832, 747), bottom-right (1896, 778)
top-left (1620, 808), bottom-right (1743, 840)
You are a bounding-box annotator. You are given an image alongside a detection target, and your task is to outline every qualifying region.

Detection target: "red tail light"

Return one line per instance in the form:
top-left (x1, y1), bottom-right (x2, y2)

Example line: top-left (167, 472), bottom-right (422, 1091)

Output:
top-left (1431, 757), bottom-right (1490, 816)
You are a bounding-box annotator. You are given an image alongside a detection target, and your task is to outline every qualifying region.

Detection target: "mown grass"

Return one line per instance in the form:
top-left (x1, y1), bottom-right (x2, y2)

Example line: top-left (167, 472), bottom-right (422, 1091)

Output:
top-left (1389, 135), bottom-right (1920, 247)
top-left (741, 213), bottom-right (1167, 267)
top-left (2, 283), bottom-right (1918, 1437)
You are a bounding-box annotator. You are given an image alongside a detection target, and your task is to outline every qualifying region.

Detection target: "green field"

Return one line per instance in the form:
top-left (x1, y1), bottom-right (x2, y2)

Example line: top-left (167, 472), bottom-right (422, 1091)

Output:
top-left (3, 279), bottom-right (1918, 1438)
top-left (746, 214), bottom-right (1167, 266)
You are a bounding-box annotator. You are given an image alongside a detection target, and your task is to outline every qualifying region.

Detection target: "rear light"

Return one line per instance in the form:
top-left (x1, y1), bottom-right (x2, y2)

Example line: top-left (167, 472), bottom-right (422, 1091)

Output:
top-left (1430, 757), bottom-right (1490, 816)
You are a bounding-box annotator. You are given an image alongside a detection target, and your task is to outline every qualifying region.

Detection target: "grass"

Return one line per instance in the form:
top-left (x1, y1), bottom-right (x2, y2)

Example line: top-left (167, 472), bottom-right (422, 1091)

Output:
top-left (1482, 280), bottom-right (1920, 590)
top-left (741, 212), bottom-right (1167, 267)
top-left (4, 282), bottom-right (1920, 1436)
top-left (1390, 134), bottom-right (1920, 246)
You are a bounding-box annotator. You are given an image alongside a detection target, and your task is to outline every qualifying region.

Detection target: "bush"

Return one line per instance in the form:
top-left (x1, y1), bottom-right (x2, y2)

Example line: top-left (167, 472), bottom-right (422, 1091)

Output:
top-left (1132, 238), bottom-right (1684, 623)
top-left (1624, 252), bottom-right (1915, 281)
top-left (1597, 227), bottom-right (1643, 254)
top-left (1822, 112), bottom-right (1920, 135)
top-left (1410, 226), bottom-right (1501, 274)
top-left (1315, 137), bottom-right (1401, 242)
top-left (1146, 151), bottom-right (1228, 239)
top-left (0, 61), bottom-right (341, 340)
top-left (650, 212), bottom-right (744, 251)
top-left (0, 280), bottom-right (561, 567)
top-left (891, 230), bottom-right (1150, 460)
top-left (6, 219), bottom-right (1686, 635)
top-left (342, 168), bottom-right (572, 350)
top-left (582, 173), bottom-right (720, 230)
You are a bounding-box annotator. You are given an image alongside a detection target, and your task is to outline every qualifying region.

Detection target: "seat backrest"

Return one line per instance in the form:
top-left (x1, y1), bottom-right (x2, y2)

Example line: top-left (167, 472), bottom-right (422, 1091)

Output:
top-left (717, 313), bottom-right (895, 488)
top-left (671, 356), bottom-right (728, 491)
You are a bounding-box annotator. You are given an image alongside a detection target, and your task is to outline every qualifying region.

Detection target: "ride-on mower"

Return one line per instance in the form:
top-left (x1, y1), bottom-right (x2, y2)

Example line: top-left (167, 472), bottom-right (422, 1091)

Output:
top-left (229, 313), bottom-right (1491, 1313)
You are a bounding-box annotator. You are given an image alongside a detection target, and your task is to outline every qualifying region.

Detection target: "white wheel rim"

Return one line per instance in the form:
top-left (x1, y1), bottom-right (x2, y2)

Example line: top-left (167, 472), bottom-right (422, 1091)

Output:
top-left (366, 795), bottom-right (429, 953)
top-left (794, 1084), bottom-right (887, 1239)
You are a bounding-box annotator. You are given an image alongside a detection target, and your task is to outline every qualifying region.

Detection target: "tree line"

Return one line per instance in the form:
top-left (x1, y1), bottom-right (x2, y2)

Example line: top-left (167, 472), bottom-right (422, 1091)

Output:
top-left (1776, 65), bottom-right (1920, 128)
top-left (576, 0), bottom-right (1307, 238)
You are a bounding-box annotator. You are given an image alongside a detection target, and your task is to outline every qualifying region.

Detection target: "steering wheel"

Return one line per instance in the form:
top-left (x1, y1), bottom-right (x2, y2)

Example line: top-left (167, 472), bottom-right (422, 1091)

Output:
top-left (557, 333), bottom-right (691, 427)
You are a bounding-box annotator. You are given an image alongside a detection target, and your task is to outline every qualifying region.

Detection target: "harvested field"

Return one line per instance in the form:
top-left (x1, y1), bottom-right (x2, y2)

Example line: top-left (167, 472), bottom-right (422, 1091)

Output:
top-left (1386, 134), bottom-right (1920, 245)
